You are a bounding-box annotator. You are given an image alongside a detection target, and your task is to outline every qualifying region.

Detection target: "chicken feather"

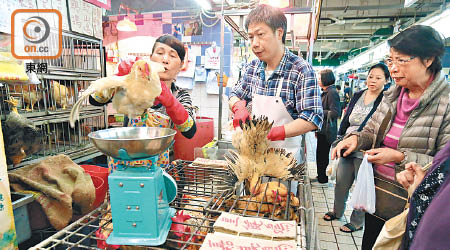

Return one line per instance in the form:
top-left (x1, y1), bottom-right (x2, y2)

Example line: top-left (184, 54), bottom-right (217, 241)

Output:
top-left (226, 115), bottom-right (306, 194)
top-left (69, 60), bottom-right (164, 127)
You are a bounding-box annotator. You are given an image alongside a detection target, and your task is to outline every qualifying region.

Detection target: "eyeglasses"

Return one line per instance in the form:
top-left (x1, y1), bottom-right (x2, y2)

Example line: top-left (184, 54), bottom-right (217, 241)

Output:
top-left (384, 56), bottom-right (416, 67)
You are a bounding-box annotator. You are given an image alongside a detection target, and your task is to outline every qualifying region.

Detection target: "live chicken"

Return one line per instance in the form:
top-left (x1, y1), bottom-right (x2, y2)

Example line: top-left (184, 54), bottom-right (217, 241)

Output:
top-left (2, 97), bottom-right (42, 165)
top-left (50, 80), bottom-right (73, 109)
top-left (69, 59), bottom-right (164, 127)
top-left (8, 84), bottom-right (43, 111)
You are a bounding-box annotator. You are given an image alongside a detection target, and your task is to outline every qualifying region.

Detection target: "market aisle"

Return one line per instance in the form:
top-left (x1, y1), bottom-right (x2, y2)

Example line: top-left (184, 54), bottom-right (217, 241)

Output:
top-left (305, 133), bottom-right (363, 250)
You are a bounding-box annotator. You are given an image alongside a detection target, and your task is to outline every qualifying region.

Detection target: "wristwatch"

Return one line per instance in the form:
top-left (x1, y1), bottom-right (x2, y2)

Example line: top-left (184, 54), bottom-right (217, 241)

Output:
top-left (398, 149), bottom-right (408, 166)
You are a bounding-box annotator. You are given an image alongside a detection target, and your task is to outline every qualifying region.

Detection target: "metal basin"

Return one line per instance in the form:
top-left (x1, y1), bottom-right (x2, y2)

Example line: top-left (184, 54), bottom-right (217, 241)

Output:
top-left (88, 127), bottom-right (176, 161)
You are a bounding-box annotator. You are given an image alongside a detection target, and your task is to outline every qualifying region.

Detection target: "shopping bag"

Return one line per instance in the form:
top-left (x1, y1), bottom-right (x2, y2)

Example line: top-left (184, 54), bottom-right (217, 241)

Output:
top-left (349, 154), bottom-right (376, 214)
top-left (326, 159), bottom-right (339, 180)
top-left (373, 206), bottom-right (409, 250)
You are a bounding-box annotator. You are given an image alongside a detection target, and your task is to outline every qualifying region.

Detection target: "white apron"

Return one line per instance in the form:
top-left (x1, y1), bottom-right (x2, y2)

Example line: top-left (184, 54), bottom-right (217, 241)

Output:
top-left (252, 79), bottom-right (305, 164)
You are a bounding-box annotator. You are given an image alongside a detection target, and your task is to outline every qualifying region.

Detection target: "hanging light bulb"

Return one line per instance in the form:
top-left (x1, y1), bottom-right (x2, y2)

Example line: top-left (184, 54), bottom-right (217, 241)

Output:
top-left (259, 0), bottom-right (290, 8)
top-left (116, 4), bottom-right (138, 32)
top-left (117, 17), bottom-right (137, 32)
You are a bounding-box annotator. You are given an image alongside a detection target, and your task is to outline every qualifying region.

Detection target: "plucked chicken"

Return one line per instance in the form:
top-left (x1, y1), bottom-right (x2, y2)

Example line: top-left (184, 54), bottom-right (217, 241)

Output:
top-left (2, 97), bottom-right (42, 165)
top-left (225, 116), bottom-right (306, 195)
top-left (69, 59), bottom-right (164, 127)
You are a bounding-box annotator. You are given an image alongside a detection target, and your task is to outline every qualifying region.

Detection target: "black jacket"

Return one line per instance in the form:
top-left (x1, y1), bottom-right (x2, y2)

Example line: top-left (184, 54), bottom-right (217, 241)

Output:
top-left (338, 89), bottom-right (384, 136)
top-left (320, 85), bottom-right (341, 143)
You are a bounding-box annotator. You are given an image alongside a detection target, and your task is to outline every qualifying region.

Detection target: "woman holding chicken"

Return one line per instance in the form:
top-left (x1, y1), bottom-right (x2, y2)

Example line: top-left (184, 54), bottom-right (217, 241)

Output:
top-left (90, 34), bottom-right (197, 168)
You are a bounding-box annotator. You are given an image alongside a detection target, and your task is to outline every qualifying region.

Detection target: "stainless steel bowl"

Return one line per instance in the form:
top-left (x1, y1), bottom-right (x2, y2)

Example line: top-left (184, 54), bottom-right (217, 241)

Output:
top-left (88, 127), bottom-right (176, 160)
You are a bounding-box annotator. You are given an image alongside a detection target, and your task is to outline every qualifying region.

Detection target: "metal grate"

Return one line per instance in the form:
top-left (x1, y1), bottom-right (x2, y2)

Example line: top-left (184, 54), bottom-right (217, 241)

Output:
top-left (1, 31), bottom-right (106, 168)
top-left (31, 160), bottom-right (317, 249)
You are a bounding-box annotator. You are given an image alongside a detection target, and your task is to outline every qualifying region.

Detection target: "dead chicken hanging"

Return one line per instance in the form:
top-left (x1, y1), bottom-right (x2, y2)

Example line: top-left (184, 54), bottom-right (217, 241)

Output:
top-left (225, 116), bottom-right (306, 195)
top-left (69, 59), bottom-right (164, 127)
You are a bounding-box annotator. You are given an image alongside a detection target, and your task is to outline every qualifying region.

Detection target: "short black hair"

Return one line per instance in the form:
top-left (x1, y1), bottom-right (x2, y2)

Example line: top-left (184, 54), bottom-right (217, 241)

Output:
top-left (388, 25), bottom-right (444, 75)
top-left (320, 69), bottom-right (335, 87)
top-left (369, 63), bottom-right (390, 80)
top-left (245, 4), bottom-right (287, 44)
top-left (152, 34), bottom-right (185, 61)
top-left (336, 85), bottom-right (341, 91)
top-left (344, 82), bottom-right (349, 86)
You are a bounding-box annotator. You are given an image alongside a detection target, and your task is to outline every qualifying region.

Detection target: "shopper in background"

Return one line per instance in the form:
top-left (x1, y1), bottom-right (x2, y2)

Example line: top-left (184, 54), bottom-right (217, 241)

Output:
top-left (343, 81), bottom-right (352, 106)
top-left (396, 141), bottom-right (450, 250)
top-left (336, 85), bottom-right (345, 116)
top-left (331, 25), bottom-right (449, 249)
top-left (229, 4), bottom-right (323, 163)
top-left (323, 63), bottom-right (389, 233)
top-left (315, 69), bottom-right (340, 184)
top-left (90, 34), bottom-right (197, 168)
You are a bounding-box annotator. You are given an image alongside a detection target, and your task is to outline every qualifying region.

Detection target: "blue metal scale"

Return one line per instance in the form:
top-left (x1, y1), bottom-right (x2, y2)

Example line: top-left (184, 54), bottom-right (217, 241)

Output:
top-left (88, 127), bottom-right (178, 246)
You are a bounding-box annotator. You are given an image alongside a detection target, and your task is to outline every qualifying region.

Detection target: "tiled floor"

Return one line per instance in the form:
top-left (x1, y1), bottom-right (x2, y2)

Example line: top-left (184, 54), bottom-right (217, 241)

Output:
top-left (304, 132), bottom-right (363, 250)
top-left (308, 162), bottom-right (363, 250)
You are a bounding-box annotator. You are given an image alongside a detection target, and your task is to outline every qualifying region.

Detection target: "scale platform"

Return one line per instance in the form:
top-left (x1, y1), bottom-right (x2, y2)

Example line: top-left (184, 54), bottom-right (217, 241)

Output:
top-left (88, 127), bottom-right (178, 246)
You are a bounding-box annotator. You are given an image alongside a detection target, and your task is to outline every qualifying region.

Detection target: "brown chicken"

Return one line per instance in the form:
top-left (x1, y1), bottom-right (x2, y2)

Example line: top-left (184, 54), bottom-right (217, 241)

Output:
top-left (225, 116), bottom-right (305, 194)
top-left (8, 84), bottom-right (43, 111)
top-left (69, 59), bottom-right (164, 127)
top-left (2, 97), bottom-right (42, 165)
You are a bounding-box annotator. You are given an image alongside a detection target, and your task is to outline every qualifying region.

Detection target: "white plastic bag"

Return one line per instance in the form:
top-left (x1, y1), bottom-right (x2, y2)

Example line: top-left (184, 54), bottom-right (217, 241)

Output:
top-left (349, 154), bottom-right (376, 214)
top-left (326, 159), bottom-right (339, 180)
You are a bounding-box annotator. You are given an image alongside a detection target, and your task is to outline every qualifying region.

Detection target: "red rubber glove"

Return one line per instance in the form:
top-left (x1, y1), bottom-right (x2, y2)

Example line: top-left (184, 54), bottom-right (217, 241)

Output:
top-left (267, 125), bottom-right (286, 141)
top-left (115, 56), bottom-right (141, 76)
top-left (155, 81), bottom-right (189, 125)
top-left (231, 100), bottom-right (250, 128)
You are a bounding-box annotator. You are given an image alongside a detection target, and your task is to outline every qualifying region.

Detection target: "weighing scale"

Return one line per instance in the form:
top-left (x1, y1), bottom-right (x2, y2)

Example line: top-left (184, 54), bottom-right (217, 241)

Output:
top-left (88, 127), bottom-right (178, 246)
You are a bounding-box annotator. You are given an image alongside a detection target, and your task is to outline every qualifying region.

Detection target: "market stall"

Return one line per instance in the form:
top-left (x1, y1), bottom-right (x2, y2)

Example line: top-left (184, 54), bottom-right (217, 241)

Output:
top-left (1, 0), bottom-right (322, 249)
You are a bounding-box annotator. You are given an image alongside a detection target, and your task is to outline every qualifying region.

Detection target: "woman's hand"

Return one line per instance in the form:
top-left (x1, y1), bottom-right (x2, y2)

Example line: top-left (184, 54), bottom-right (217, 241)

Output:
top-left (396, 162), bottom-right (426, 190)
top-left (365, 148), bottom-right (405, 165)
top-left (330, 135), bottom-right (358, 160)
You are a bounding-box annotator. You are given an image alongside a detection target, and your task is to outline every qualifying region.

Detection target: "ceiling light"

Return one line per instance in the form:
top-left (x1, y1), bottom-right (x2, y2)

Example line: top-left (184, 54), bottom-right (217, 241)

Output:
top-left (117, 17), bottom-right (137, 32)
top-left (259, 0), bottom-right (290, 8)
top-left (195, 0), bottom-right (212, 10)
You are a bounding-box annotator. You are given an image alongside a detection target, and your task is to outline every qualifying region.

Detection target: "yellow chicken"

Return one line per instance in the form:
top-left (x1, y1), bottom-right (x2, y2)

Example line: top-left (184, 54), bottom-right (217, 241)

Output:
top-left (8, 84), bottom-right (43, 111)
top-left (23, 86), bottom-right (43, 111)
top-left (69, 59), bottom-right (164, 127)
top-left (50, 80), bottom-right (73, 109)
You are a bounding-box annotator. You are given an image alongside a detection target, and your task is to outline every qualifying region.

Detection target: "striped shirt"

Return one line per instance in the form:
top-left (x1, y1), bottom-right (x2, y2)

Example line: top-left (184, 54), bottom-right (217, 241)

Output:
top-left (376, 87), bottom-right (420, 180)
top-left (230, 48), bottom-right (323, 129)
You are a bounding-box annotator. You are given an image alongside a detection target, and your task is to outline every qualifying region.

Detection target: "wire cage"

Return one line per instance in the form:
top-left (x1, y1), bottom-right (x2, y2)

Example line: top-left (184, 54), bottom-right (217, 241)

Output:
top-left (1, 31), bottom-right (106, 168)
top-left (31, 160), bottom-right (318, 250)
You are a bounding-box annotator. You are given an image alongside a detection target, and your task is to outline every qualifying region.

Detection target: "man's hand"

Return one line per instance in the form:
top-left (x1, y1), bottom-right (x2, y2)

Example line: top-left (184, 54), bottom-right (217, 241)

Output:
top-left (330, 135), bottom-right (358, 160)
top-left (365, 148), bottom-right (405, 165)
top-left (267, 126), bottom-right (286, 141)
top-left (231, 100), bottom-right (250, 128)
top-left (396, 162), bottom-right (426, 190)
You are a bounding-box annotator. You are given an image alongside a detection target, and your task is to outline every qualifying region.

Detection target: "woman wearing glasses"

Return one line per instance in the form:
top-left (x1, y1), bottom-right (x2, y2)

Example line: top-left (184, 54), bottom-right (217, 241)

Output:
top-left (331, 25), bottom-right (450, 249)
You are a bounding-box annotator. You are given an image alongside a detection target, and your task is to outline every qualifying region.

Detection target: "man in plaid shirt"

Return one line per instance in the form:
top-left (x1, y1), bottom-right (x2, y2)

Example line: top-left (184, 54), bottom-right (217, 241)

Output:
top-left (229, 4), bottom-right (323, 162)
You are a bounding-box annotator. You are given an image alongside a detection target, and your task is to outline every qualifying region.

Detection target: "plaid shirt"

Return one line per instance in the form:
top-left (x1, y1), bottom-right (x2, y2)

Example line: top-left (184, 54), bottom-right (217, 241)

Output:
top-left (231, 48), bottom-right (323, 129)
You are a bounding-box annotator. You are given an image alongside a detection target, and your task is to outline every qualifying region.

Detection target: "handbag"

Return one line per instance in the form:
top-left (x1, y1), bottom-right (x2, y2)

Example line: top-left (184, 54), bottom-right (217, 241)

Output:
top-left (373, 198), bottom-right (410, 250)
top-left (373, 171), bottom-right (408, 221)
top-left (373, 162), bottom-right (432, 250)
top-left (319, 114), bottom-right (337, 144)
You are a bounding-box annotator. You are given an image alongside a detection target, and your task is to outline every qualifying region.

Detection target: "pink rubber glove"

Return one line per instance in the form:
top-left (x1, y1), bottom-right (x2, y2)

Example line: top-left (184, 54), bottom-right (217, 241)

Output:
top-left (231, 100), bottom-right (250, 128)
top-left (115, 56), bottom-right (141, 76)
top-left (267, 125), bottom-right (286, 141)
top-left (155, 81), bottom-right (189, 125)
